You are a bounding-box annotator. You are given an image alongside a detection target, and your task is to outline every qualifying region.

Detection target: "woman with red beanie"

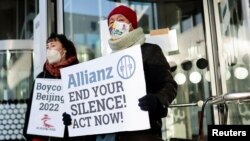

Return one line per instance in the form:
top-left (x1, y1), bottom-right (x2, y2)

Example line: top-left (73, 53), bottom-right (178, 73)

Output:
top-left (97, 5), bottom-right (178, 141)
top-left (58, 5), bottom-right (177, 141)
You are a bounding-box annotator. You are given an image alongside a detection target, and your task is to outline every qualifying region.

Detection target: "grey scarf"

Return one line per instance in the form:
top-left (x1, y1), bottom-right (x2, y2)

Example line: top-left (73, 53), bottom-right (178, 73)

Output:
top-left (97, 28), bottom-right (145, 141)
top-left (109, 27), bottom-right (146, 53)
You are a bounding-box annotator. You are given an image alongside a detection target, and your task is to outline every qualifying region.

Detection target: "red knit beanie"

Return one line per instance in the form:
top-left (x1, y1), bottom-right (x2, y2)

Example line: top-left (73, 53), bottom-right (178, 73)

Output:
top-left (108, 5), bottom-right (138, 29)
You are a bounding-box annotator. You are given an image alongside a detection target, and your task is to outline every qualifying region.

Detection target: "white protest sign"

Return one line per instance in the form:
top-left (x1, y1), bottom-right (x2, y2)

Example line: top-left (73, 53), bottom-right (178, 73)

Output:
top-left (60, 45), bottom-right (150, 137)
top-left (27, 78), bottom-right (65, 137)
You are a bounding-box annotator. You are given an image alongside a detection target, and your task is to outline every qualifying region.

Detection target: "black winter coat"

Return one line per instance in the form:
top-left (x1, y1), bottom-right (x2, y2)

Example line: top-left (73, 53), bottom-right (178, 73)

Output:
top-left (111, 43), bottom-right (177, 141)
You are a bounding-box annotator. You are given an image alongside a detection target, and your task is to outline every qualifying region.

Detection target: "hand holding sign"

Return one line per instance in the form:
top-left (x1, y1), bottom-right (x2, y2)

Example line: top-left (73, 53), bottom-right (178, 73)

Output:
top-left (62, 112), bottom-right (72, 126)
top-left (61, 45), bottom-right (150, 137)
top-left (138, 94), bottom-right (158, 111)
top-left (139, 94), bottom-right (168, 118)
top-left (27, 79), bottom-right (65, 138)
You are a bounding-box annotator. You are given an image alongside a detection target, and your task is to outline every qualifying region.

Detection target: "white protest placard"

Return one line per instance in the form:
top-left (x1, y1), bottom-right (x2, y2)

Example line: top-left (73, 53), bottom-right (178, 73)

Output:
top-left (60, 45), bottom-right (150, 137)
top-left (27, 78), bottom-right (65, 137)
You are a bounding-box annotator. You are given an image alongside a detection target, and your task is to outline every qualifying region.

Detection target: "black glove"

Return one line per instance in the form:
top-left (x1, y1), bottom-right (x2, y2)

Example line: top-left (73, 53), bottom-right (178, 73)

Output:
top-left (138, 94), bottom-right (167, 118)
top-left (138, 94), bottom-right (159, 112)
top-left (62, 112), bottom-right (72, 126)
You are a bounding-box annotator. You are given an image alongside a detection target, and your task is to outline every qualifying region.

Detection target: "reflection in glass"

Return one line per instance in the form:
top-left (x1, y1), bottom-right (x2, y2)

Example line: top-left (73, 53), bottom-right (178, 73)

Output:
top-left (217, 0), bottom-right (250, 125)
top-left (174, 73), bottom-right (186, 85)
top-left (196, 58), bottom-right (208, 69)
top-left (0, 0), bottom-right (37, 40)
top-left (205, 71), bottom-right (211, 82)
top-left (189, 71), bottom-right (202, 84)
top-left (181, 60), bottom-right (192, 71)
top-left (0, 48), bottom-right (32, 140)
top-left (234, 66), bottom-right (248, 80)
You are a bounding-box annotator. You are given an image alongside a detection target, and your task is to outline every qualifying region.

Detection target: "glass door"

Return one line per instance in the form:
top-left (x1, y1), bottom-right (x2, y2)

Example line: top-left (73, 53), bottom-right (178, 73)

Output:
top-left (0, 40), bottom-right (33, 141)
top-left (213, 0), bottom-right (250, 125)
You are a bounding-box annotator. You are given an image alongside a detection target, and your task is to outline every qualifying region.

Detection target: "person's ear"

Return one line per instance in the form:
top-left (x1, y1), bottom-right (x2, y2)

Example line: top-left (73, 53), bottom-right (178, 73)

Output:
top-left (129, 23), bottom-right (134, 31)
top-left (62, 50), bottom-right (67, 57)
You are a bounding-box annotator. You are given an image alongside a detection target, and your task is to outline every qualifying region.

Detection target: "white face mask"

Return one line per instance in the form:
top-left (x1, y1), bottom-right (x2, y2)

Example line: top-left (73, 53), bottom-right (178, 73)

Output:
top-left (109, 21), bottom-right (130, 40)
top-left (46, 49), bottom-right (62, 64)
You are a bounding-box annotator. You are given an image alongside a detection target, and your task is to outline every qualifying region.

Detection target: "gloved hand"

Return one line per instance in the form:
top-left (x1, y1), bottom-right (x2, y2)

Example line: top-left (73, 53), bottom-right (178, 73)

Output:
top-left (138, 94), bottom-right (159, 112)
top-left (62, 112), bottom-right (72, 126)
top-left (138, 94), bottom-right (167, 118)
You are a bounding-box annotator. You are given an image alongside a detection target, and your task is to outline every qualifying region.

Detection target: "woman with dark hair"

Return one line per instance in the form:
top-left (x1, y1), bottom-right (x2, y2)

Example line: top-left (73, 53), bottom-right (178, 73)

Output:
top-left (46, 33), bottom-right (78, 63)
top-left (23, 33), bottom-right (90, 141)
top-left (42, 33), bottom-right (79, 78)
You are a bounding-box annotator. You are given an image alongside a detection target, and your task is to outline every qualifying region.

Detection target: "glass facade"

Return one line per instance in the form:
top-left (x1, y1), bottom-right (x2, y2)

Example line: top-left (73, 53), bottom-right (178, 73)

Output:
top-left (214, 0), bottom-right (250, 125)
top-left (0, 0), bottom-right (37, 39)
top-left (0, 42), bottom-right (33, 140)
top-left (0, 0), bottom-right (37, 140)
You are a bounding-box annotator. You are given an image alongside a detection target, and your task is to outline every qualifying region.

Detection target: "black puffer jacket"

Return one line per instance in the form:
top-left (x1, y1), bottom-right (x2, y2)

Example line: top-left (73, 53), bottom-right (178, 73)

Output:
top-left (115, 43), bottom-right (177, 141)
